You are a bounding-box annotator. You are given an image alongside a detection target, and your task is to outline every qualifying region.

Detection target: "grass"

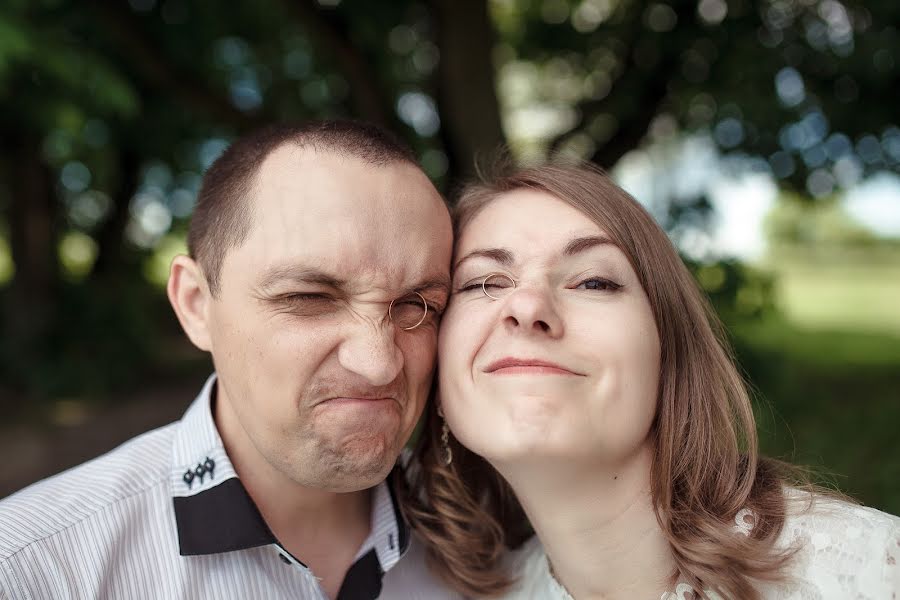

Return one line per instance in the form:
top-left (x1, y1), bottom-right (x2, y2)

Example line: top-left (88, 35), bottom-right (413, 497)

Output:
top-left (727, 247), bottom-right (900, 513)
top-left (765, 247), bottom-right (900, 336)
top-left (730, 317), bottom-right (900, 515)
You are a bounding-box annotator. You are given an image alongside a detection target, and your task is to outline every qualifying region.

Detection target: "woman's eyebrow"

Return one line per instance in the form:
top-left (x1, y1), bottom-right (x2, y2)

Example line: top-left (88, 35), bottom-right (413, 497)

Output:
top-left (563, 235), bottom-right (616, 256)
top-left (453, 248), bottom-right (514, 271)
top-left (453, 237), bottom-right (615, 271)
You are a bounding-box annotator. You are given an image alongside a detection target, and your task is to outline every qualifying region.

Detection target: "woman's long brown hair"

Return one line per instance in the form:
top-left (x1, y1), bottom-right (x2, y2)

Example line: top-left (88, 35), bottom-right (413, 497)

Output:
top-left (398, 162), bottom-right (813, 599)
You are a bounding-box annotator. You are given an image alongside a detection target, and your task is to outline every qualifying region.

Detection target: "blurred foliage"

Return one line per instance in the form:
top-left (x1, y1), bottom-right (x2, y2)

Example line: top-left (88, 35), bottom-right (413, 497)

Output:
top-left (688, 257), bottom-right (778, 321)
top-left (0, 279), bottom-right (160, 399)
top-left (0, 0), bottom-right (897, 508)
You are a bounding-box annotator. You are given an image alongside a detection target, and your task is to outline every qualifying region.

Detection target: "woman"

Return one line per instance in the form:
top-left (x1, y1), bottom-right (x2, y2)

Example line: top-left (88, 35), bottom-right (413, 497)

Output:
top-left (399, 163), bottom-right (900, 599)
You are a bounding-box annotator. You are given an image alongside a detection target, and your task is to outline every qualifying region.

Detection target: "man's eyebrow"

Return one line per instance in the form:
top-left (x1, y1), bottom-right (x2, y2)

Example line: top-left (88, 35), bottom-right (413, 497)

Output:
top-left (563, 235), bottom-right (616, 256)
top-left (257, 265), bottom-right (346, 290)
top-left (257, 265), bottom-right (449, 298)
top-left (414, 276), bottom-right (452, 297)
top-left (453, 248), bottom-right (514, 271)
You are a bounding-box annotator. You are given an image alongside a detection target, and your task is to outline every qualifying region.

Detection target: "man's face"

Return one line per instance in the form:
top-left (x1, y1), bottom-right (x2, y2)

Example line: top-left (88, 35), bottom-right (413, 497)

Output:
top-left (206, 147), bottom-right (452, 492)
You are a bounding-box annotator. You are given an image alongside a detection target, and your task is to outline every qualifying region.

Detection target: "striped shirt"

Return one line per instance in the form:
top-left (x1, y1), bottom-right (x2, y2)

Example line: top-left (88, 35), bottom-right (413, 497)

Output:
top-left (0, 375), bottom-right (461, 600)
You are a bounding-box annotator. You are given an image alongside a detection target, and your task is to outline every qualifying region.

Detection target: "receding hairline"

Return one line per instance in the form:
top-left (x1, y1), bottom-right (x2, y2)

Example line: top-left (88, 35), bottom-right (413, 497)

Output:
top-left (217, 142), bottom-right (450, 297)
top-left (222, 141), bottom-right (440, 266)
top-left (188, 119), bottom-right (429, 296)
top-left (245, 138), bottom-right (425, 205)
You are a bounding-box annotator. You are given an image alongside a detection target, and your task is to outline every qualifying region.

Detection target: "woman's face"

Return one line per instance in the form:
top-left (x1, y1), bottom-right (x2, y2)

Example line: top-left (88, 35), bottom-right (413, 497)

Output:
top-left (438, 189), bottom-right (661, 466)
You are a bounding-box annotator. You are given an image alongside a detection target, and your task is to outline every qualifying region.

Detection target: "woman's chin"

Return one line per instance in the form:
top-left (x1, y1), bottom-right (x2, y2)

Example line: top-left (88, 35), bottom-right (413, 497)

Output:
top-left (471, 432), bottom-right (586, 467)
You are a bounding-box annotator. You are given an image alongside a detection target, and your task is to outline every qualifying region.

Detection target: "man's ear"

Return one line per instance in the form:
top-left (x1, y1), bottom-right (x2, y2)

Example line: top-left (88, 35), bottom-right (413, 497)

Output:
top-left (167, 255), bottom-right (213, 352)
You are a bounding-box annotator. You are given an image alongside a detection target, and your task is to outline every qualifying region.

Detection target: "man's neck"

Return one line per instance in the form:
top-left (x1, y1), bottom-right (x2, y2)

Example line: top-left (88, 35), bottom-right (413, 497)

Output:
top-left (241, 459), bottom-right (373, 599)
top-left (238, 456), bottom-right (373, 556)
top-left (496, 444), bottom-right (676, 600)
top-left (214, 387), bottom-right (373, 599)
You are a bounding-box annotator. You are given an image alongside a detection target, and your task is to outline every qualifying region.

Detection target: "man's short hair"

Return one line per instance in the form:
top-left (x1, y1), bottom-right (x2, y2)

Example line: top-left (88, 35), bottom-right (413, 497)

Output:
top-left (187, 120), bottom-right (419, 295)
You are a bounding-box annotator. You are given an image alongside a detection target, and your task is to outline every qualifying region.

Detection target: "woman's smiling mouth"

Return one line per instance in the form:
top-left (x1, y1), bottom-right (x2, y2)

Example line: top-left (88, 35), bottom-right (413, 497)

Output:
top-left (483, 357), bottom-right (584, 376)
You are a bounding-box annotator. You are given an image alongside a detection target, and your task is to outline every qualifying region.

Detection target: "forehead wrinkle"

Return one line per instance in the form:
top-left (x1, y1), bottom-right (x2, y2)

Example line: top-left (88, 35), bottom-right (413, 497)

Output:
top-left (256, 264), bottom-right (347, 291)
top-left (257, 260), bottom-right (450, 304)
top-left (249, 147), bottom-right (449, 297)
top-left (410, 276), bottom-right (451, 299)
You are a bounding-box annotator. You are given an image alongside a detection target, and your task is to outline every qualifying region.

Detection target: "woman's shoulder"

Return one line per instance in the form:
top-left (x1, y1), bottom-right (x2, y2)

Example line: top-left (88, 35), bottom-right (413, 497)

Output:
top-left (777, 488), bottom-right (900, 550)
top-left (770, 489), bottom-right (900, 594)
top-left (783, 489), bottom-right (900, 539)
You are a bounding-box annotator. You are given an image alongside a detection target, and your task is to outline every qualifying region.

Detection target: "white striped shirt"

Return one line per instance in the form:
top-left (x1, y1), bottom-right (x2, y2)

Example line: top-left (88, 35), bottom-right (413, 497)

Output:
top-left (0, 375), bottom-right (461, 600)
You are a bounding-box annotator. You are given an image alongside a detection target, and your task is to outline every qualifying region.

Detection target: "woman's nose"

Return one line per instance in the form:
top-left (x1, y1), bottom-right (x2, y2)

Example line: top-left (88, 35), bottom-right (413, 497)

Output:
top-left (499, 285), bottom-right (564, 338)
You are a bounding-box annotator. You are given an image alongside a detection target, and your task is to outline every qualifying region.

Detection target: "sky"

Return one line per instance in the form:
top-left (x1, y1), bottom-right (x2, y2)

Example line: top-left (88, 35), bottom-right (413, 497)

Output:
top-left (613, 135), bottom-right (900, 262)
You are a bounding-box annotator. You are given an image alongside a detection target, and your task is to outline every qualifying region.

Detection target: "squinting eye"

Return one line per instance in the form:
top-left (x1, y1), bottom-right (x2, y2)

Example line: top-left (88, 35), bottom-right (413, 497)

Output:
top-left (483, 274), bottom-right (515, 290)
top-left (390, 293), bottom-right (439, 330)
top-left (576, 278), bottom-right (622, 291)
top-left (455, 274), bottom-right (516, 298)
top-left (276, 293), bottom-right (340, 316)
top-left (286, 293), bottom-right (334, 303)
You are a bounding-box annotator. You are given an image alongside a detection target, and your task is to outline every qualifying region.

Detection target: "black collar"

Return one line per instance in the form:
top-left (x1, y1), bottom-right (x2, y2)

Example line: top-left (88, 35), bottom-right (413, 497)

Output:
top-left (169, 375), bottom-right (411, 599)
top-left (173, 470), bottom-right (410, 558)
top-left (173, 470), bottom-right (411, 600)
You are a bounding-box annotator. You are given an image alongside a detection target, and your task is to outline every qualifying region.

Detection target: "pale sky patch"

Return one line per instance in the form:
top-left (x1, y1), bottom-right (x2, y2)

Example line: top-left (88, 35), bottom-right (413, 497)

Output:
top-left (842, 171), bottom-right (900, 237)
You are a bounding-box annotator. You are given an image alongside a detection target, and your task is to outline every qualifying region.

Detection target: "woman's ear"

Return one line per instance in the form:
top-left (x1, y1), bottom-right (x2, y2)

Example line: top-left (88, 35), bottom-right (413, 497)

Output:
top-left (167, 255), bottom-right (213, 352)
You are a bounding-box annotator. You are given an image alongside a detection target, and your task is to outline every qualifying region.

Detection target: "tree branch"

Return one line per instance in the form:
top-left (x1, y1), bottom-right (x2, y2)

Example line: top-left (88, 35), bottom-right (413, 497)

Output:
top-left (91, 145), bottom-right (140, 279)
top-left (431, 0), bottom-right (507, 181)
top-left (88, 2), bottom-right (260, 129)
top-left (549, 2), bottom-right (695, 169)
top-left (281, 0), bottom-right (398, 128)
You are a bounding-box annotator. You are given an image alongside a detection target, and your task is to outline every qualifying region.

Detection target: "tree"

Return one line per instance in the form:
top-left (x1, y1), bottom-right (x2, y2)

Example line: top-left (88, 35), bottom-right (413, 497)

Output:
top-left (0, 0), bottom-right (897, 400)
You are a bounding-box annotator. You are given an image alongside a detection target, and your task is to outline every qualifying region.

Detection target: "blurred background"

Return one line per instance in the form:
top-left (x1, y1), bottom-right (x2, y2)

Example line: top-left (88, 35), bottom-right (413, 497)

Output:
top-left (0, 0), bottom-right (898, 512)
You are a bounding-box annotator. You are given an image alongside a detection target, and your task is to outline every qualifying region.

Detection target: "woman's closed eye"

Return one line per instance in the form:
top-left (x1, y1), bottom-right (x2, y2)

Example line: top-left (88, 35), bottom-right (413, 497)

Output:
top-left (456, 278), bottom-right (490, 293)
top-left (455, 274), bottom-right (516, 294)
top-left (457, 282), bottom-right (481, 293)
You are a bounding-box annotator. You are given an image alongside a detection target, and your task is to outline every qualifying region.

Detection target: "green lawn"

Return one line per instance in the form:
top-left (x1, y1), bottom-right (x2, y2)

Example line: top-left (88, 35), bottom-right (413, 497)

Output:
top-left (727, 249), bottom-right (900, 514)
top-left (730, 318), bottom-right (900, 515)
top-left (765, 247), bottom-right (900, 336)
top-left (775, 265), bottom-right (900, 336)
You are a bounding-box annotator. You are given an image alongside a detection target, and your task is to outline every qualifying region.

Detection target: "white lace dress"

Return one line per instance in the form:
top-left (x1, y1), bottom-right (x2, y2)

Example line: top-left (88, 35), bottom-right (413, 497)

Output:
top-left (500, 494), bottom-right (900, 599)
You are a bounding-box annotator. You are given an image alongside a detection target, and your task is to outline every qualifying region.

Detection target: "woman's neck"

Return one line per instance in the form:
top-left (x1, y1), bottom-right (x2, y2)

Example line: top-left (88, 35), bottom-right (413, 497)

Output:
top-left (495, 444), bottom-right (677, 600)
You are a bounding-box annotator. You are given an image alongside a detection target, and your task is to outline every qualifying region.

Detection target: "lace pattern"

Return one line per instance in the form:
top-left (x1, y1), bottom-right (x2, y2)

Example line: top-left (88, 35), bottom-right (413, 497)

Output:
top-left (502, 493), bottom-right (900, 599)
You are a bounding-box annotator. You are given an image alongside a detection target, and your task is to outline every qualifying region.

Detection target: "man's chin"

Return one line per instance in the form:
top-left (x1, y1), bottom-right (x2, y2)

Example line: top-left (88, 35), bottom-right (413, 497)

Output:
top-left (312, 433), bottom-right (400, 491)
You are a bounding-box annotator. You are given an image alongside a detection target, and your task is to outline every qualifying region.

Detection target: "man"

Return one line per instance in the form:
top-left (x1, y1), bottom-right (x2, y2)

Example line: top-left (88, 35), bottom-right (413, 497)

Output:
top-left (0, 121), bottom-right (458, 599)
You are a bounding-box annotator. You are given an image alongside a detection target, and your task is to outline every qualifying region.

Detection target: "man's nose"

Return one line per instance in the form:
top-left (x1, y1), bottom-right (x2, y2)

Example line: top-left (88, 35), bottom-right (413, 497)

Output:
top-left (500, 285), bottom-right (564, 338)
top-left (337, 323), bottom-right (405, 386)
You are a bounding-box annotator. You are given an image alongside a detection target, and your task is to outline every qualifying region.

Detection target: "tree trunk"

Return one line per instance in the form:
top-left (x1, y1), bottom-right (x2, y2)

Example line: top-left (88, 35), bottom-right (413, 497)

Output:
top-left (92, 146), bottom-right (140, 279)
top-left (3, 132), bottom-right (59, 377)
top-left (431, 0), bottom-right (507, 185)
top-left (284, 0), bottom-right (400, 130)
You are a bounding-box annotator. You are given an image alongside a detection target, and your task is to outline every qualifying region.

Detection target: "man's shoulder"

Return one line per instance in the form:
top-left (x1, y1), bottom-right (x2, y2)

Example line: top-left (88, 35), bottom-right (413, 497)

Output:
top-left (0, 421), bottom-right (178, 561)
